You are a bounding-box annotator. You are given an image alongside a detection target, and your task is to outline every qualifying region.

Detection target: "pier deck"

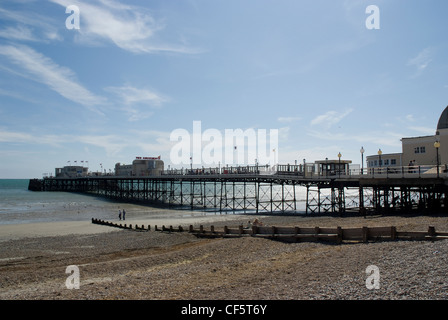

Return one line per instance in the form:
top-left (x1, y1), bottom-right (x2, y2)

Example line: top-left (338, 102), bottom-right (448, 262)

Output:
top-left (28, 165), bottom-right (448, 215)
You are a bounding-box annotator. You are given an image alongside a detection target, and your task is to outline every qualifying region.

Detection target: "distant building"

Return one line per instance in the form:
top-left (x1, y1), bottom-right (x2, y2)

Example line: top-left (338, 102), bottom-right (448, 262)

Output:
top-left (402, 135), bottom-right (438, 167)
top-left (367, 105), bottom-right (448, 169)
top-left (55, 166), bottom-right (88, 178)
top-left (314, 159), bottom-right (353, 176)
top-left (115, 156), bottom-right (164, 176)
top-left (366, 152), bottom-right (402, 169)
top-left (114, 163), bottom-right (133, 176)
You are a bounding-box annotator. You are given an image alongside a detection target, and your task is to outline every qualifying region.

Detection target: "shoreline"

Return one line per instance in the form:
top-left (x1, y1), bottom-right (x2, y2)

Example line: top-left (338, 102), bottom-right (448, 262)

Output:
top-left (2, 211), bottom-right (448, 242)
top-left (0, 212), bottom-right (271, 242)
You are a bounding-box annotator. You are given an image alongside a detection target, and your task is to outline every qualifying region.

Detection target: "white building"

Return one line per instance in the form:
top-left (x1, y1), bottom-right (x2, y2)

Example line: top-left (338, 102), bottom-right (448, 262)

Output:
top-left (367, 106), bottom-right (448, 170)
top-left (366, 152), bottom-right (402, 169)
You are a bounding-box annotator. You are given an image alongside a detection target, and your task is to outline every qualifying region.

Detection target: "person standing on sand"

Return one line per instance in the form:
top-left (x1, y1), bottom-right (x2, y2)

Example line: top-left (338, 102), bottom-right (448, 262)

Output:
top-left (118, 210), bottom-right (122, 220)
top-left (122, 209), bottom-right (126, 220)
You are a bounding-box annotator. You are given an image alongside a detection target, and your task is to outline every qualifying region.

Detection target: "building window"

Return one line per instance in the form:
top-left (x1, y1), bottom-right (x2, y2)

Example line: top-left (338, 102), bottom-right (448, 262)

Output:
top-left (384, 159), bottom-right (389, 166)
top-left (414, 146), bottom-right (426, 154)
top-left (391, 159), bottom-right (396, 165)
top-left (374, 160), bottom-right (377, 166)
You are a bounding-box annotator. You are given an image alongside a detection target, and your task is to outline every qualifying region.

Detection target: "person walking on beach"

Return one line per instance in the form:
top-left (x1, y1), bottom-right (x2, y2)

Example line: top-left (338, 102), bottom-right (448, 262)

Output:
top-left (122, 209), bottom-right (126, 221)
top-left (118, 210), bottom-right (122, 220)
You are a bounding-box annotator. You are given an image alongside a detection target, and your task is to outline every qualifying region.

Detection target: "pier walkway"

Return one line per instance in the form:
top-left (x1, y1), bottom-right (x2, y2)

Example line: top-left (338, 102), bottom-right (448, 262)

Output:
top-left (28, 164), bottom-right (448, 215)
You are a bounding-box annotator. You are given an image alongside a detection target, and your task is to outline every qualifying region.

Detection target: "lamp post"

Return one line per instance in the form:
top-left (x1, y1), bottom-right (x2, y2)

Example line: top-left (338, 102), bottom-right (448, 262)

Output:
top-left (360, 146), bottom-right (365, 175)
top-left (303, 158), bottom-right (306, 177)
top-left (434, 141), bottom-right (440, 178)
top-left (338, 152), bottom-right (342, 178)
top-left (378, 149), bottom-right (382, 174)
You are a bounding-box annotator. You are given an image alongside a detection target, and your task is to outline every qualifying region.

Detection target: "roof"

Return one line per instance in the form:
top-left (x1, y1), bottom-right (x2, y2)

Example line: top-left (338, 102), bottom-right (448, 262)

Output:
top-left (314, 159), bottom-right (352, 164)
top-left (437, 105), bottom-right (448, 130)
top-left (366, 153), bottom-right (402, 159)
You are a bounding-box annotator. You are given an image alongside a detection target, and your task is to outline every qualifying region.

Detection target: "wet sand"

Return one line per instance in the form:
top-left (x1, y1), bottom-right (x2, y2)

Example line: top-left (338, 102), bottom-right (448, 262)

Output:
top-left (0, 212), bottom-right (269, 241)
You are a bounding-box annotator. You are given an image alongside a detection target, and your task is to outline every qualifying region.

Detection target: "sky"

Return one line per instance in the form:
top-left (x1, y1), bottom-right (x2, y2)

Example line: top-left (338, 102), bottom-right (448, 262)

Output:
top-left (1, 0), bottom-right (448, 178)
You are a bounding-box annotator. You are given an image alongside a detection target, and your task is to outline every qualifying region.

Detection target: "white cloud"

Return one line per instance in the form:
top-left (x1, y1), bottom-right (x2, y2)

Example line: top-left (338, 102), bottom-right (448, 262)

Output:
top-left (0, 44), bottom-right (106, 113)
top-left (132, 129), bottom-right (174, 155)
top-left (0, 127), bottom-right (174, 158)
top-left (404, 114), bottom-right (416, 122)
top-left (0, 128), bottom-right (66, 146)
top-left (106, 85), bottom-right (167, 106)
top-left (0, 7), bottom-right (62, 42)
top-left (277, 116), bottom-right (301, 123)
top-left (407, 48), bottom-right (433, 77)
top-left (408, 126), bottom-right (435, 136)
top-left (310, 108), bottom-right (353, 128)
top-left (50, 0), bottom-right (200, 54)
top-left (0, 25), bottom-right (36, 42)
top-left (307, 129), bottom-right (403, 148)
top-left (76, 134), bottom-right (128, 156)
top-left (104, 85), bottom-right (168, 121)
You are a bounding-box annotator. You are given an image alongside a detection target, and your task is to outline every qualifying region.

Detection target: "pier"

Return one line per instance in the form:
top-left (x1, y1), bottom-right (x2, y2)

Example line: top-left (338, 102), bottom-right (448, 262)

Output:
top-left (28, 164), bottom-right (448, 215)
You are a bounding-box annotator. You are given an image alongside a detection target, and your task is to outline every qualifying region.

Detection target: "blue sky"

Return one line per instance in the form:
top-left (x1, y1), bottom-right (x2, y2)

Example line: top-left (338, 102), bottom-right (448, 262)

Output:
top-left (1, 0), bottom-right (448, 178)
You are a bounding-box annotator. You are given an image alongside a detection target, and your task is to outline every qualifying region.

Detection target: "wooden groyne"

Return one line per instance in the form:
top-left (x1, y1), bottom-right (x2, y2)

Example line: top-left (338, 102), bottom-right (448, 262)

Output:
top-left (91, 218), bottom-right (184, 232)
top-left (91, 218), bottom-right (448, 244)
top-left (189, 225), bottom-right (448, 243)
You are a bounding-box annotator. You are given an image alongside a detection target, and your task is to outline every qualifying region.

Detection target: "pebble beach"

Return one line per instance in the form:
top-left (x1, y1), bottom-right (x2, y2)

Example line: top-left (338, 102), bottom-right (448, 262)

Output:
top-left (1, 212), bottom-right (448, 300)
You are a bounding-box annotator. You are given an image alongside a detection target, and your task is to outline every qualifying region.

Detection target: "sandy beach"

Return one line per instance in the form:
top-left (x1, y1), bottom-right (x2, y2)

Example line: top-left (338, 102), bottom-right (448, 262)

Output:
top-left (0, 213), bottom-right (263, 242)
top-left (1, 212), bottom-right (448, 300)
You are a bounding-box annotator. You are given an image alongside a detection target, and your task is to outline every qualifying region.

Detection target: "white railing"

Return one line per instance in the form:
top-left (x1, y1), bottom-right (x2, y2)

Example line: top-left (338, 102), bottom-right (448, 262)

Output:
top-left (161, 164), bottom-right (446, 179)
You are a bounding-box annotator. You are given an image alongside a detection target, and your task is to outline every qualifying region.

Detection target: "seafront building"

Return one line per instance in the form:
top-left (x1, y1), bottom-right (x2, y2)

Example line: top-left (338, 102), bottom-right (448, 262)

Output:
top-left (55, 166), bottom-right (89, 178)
top-left (54, 157), bottom-right (164, 178)
top-left (115, 156), bottom-right (164, 176)
top-left (367, 106), bottom-right (448, 170)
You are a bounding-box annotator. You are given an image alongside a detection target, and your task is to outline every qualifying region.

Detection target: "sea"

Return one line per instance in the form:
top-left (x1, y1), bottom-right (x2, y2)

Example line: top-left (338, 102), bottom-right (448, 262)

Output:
top-left (0, 179), bottom-right (222, 225)
top-left (0, 179), bottom-right (323, 225)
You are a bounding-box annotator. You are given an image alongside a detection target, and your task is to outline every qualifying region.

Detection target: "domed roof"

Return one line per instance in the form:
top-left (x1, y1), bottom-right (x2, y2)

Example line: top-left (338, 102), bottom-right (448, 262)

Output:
top-left (437, 106), bottom-right (448, 130)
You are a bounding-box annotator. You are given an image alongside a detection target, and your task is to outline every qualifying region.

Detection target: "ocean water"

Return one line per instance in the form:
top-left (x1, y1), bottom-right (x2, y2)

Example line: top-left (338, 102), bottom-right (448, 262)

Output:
top-left (0, 179), bottom-right (211, 225)
top-left (0, 179), bottom-right (334, 225)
